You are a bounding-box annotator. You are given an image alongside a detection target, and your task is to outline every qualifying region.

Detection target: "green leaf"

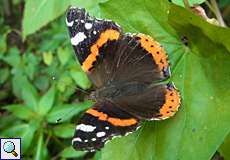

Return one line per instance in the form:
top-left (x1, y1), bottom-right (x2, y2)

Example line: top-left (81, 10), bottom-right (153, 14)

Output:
top-left (94, 151), bottom-right (102, 160)
top-left (21, 77), bottom-right (39, 111)
top-left (0, 33), bottom-right (7, 55)
top-left (172, 0), bottom-right (206, 6)
top-left (57, 72), bottom-right (73, 92)
top-left (22, 121), bottom-right (39, 153)
top-left (46, 101), bottom-right (92, 123)
top-left (38, 85), bottom-right (56, 115)
top-left (0, 115), bottom-right (18, 130)
top-left (96, 1), bottom-right (230, 160)
top-left (43, 51), bottom-right (53, 66)
top-left (3, 104), bottom-right (35, 120)
top-left (57, 47), bottom-right (71, 66)
top-left (70, 68), bottom-right (91, 89)
top-left (53, 123), bottom-right (75, 138)
top-left (22, 0), bottom-right (105, 39)
top-left (0, 68), bottom-right (10, 84)
top-left (34, 132), bottom-right (48, 160)
top-left (34, 75), bottom-right (50, 91)
top-left (12, 74), bottom-right (39, 110)
top-left (3, 47), bottom-right (21, 67)
top-left (61, 146), bottom-right (85, 158)
top-left (219, 133), bottom-right (230, 160)
top-left (219, 0), bottom-right (230, 8)
top-left (1, 123), bottom-right (29, 137)
top-left (23, 0), bottom-right (71, 39)
top-left (1, 122), bottom-right (39, 153)
top-left (23, 52), bottom-right (39, 80)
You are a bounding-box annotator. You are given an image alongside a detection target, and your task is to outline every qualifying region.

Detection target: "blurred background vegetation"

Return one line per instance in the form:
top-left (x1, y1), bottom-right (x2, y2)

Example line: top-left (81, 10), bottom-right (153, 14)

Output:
top-left (0, 0), bottom-right (230, 160)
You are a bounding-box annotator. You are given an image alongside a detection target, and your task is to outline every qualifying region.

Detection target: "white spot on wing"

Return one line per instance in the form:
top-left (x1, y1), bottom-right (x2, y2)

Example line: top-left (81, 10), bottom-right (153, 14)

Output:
top-left (84, 139), bottom-right (88, 142)
top-left (93, 31), bottom-right (97, 35)
top-left (85, 23), bottom-right (92, 30)
top-left (76, 124), bottom-right (96, 132)
top-left (71, 32), bottom-right (87, 46)
top-left (72, 137), bottom-right (82, 145)
top-left (96, 132), bottom-right (106, 137)
top-left (105, 126), bottom-right (109, 130)
top-left (66, 18), bottom-right (74, 27)
top-left (81, 20), bottom-right (85, 23)
top-left (91, 138), bottom-right (96, 141)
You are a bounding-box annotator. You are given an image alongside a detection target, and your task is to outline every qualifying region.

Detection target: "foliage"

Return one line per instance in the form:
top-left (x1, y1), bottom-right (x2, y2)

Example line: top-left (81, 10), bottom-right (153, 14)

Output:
top-left (0, 0), bottom-right (230, 159)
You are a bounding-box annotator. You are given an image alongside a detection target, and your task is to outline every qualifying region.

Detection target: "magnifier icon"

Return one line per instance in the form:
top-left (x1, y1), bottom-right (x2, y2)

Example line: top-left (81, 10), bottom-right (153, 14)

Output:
top-left (3, 141), bottom-right (18, 157)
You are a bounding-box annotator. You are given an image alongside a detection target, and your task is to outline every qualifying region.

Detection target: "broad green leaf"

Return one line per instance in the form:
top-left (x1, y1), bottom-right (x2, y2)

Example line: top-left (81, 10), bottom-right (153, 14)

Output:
top-left (53, 123), bottom-right (75, 138)
top-left (94, 151), bottom-right (102, 160)
top-left (46, 101), bottom-right (93, 123)
top-left (95, 1), bottom-right (230, 160)
top-left (219, 133), bottom-right (230, 160)
top-left (38, 85), bottom-right (56, 115)
top-left (70, 68), bottom-right (91, 89)
top-left (23, 0), bottom-right (71, 39)
top-left (172, 0), bottom-right (206, 6)
top-left (169, 6), bottom-right (230, 53)
top-left (22, 0), bottom-right (106, 39)
top-left (3, 104), bottom-right (35, 120)
top-left (61, 146), bottom-right (85, 158)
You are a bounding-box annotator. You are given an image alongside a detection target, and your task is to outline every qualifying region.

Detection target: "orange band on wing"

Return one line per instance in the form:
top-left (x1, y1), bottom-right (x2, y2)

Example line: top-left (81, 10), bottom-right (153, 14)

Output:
top-left (86, 108), bottom-right (138, 126)
top-left (157, 86), bottom-right (181, 119)
top-left (137, 34), bottom-right (169, 70)
top-left (82, 29), bottom-right (120, 72)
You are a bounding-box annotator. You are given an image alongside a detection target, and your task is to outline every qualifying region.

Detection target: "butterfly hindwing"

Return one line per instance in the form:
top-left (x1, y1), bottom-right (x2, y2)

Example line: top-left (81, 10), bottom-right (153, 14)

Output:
top-left (113, 82), bottom-right (181, 120)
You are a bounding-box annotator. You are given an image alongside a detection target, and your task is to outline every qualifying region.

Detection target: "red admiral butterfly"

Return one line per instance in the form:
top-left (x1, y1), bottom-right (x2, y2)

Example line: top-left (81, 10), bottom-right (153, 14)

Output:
top-left (66, 7), bottom-right (181, 152)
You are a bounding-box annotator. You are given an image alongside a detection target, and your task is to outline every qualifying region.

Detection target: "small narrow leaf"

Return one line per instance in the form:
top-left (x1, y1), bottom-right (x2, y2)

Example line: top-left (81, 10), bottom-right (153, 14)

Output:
top-left (3, 104), bottom-right (35, 120)
top-left (57, 47), bottom-right (71, 66)
top-left (34, 132), bottom-right (44, 160)
top-left (38, 85), bottom-right (56, 115)
top-left (21, 77), bottom-right (39, 111)
top-left (43, 51), bottom-right (53, 66)
top-left (70, 68), bottom-right (91, 89)
top-left (46, 101), bottom-right (92, 123)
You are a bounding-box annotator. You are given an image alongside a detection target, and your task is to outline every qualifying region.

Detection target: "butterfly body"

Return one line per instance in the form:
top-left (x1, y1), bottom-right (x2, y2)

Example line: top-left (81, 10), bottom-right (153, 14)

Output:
top-left (66, 7), bottom-right (181, 152)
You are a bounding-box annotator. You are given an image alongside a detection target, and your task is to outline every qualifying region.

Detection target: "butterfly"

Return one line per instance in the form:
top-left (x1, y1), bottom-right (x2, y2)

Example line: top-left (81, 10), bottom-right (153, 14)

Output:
top-left (66, 7), bottom-right (181, 152)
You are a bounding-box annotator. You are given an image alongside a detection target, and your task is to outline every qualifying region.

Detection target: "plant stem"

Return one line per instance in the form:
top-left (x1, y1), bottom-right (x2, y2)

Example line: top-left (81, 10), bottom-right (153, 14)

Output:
top-left (205, 1), bottom-right (216, 14)
top-left (210, 0), bottom-right (227, 27)
top-left (183, 0), bottom-right (190, 10)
